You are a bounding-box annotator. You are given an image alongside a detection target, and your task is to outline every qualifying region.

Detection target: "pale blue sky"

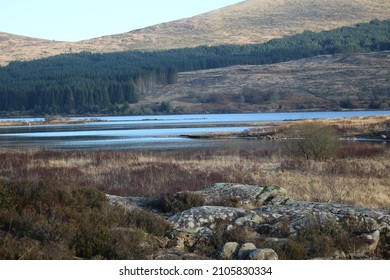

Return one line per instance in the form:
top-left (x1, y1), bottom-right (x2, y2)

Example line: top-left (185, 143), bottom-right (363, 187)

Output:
top-left (1, 0), bottom-right (243, 41)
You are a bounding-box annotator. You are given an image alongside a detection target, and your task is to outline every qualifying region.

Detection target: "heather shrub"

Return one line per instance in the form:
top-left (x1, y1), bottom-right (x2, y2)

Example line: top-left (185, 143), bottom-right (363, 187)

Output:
top-left (338, 144), bottom-right (385, 158)
top-left (277, 214), bottom-right (381, 259)
top-left (277, 218), bottom-right (343, 259)
top-left (0, 180), bottom-right (163, 259)
top-left (158, 191), bottom-right (206, 213)
top-left (70, 215), bottom-right (146, 259)
top-left (126, 208), bottom-right (172, 236)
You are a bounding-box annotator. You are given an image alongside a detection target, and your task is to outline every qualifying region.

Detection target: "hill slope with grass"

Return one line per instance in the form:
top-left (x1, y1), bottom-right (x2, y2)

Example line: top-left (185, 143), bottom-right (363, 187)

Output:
top-left (134, 51), bottom-right (390, 114)
top-left (1, 0), bottom-right (390, 65)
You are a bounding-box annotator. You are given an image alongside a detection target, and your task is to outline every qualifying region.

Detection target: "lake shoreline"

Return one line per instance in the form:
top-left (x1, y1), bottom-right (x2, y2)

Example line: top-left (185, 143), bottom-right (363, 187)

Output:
top-left (0, 111), bottom-right (388, 150)
top-left (181, 115), bottom-right (390, 142)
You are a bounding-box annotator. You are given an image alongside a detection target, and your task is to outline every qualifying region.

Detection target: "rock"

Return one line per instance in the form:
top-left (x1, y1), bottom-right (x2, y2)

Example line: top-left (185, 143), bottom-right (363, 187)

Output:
top-left (196, 183), bottom-right (264, 207)
top-left (237, 243), bottom-right (257, 260)
top-left (354, 230), bottom-right (380, 255)
top-left (234, 213), bottom-right (264, 226)
top-left (255, 186), bottom-right (288, 206)
top-left (248, 248), bottom-right (278, 260)
top-left (169, 205), bottom-right (252, 233)
top-left (219, 242), bottom-right (239, 260)
top-left (110, 183), bottom-right (390, 260)
top-left (196, 183), bottom-right (288, 208)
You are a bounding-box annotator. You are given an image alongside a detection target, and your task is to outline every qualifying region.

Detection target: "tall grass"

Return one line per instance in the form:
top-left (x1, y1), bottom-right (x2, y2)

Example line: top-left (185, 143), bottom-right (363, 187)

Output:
top-left (0, 142), bottom-right (388, 209)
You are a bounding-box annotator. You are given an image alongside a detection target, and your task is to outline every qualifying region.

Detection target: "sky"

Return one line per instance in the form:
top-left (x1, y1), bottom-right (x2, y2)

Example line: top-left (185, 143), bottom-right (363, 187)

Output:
top-left (1, 0), bottom-right (243, 41)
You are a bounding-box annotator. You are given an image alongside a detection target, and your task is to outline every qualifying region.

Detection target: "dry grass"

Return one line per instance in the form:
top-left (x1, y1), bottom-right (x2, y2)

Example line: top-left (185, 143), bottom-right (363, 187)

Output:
top-left (277, 156), bottom-right (390, 208)
top-left (0, 140), bottom-right (389, 209)
top-left (285, 115), bottom-right (390, 137)
top-left (0, 118), bottom-right (97, 127)
top-left (240, 115), bottom-right (390, 139)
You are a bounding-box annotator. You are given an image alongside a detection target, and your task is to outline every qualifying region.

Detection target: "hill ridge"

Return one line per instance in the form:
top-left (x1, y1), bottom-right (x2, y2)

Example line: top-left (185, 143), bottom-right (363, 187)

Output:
top-left (1, 0), bottom-right (390, 65)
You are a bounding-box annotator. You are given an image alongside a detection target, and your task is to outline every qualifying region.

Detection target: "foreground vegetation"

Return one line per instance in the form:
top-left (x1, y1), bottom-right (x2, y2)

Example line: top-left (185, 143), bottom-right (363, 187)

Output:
top-left (0, 116), bottom-right (389, 259)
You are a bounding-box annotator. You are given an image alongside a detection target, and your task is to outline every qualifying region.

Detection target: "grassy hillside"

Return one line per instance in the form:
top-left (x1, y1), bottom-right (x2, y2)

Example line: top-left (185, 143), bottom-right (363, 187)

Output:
top-left (135, 51), bottom-right (390, 113)
top-left (1, 0), bottom-right (389, 65)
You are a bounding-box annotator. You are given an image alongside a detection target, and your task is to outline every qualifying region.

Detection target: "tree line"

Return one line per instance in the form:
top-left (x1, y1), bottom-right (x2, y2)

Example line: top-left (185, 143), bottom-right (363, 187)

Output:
top-left (0, 19), bottom-right (389, 115)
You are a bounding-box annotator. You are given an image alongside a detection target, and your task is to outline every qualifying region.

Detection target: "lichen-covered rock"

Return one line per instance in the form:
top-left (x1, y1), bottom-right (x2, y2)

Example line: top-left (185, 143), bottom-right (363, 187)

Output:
top-left (196, 183), bottom-right (288, 208)
top-left (255, 186), bottom-right (288, 206)
top-left (109, 183), bottom-right (390, 260)
top-left (169, 205), bottom-right (252, 233)
top-left (237, 243), bottom-right (257, 260)
top-left (219, 242), bottom-right (239, 260)
top-left (248, 248), bottom-right (279, 260)
top-left (196, 183), bottom-right (263, 206)
top-left (255, 201), bottom-right (390, 236)
top-left (234, 212), bottom-right (264, 226)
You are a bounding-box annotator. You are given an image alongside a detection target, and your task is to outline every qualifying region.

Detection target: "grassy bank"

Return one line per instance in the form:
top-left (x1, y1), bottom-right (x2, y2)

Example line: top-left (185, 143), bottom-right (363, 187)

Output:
top-left (0, 117), bottom-right (100, 127)
top-left (185, 115), bottom-right (390, 141)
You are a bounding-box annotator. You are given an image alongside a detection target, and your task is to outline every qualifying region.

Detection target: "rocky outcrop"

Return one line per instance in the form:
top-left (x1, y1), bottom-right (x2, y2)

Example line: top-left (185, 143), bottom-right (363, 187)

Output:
top-left (169, 206), bottom-right (256, 232)
top-left (195, 183), bottom-right (288, 208)
top-left (108, 183), bottom-right (390, 260)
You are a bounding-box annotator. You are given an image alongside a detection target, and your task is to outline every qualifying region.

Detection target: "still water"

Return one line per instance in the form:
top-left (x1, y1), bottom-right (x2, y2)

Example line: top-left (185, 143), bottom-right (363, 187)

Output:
top-left (0, 111), bottom-right (388, 150)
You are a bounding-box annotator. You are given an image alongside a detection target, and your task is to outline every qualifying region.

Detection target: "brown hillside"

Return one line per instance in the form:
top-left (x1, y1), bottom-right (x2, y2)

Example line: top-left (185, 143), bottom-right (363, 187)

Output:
top-left (1, 0), bottom-right (390, 65)
top-left (133, 51), bottom-right (390, 114)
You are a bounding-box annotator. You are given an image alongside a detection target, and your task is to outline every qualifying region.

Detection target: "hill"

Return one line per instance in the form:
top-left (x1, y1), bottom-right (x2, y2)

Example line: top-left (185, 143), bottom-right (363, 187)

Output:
top-left (1, 20), bottom-right (389, 115)
top-left (136, 51), bottom-right (390, 114)
top-left (1, 0), bottom-right (390, 65)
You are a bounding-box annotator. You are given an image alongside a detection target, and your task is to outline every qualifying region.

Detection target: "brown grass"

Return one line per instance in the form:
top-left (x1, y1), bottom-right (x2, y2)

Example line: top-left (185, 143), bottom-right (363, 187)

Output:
top-left (0, 139), bottom-right (389, 209)
top-left (0, 118), bottom-right (98, 127)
